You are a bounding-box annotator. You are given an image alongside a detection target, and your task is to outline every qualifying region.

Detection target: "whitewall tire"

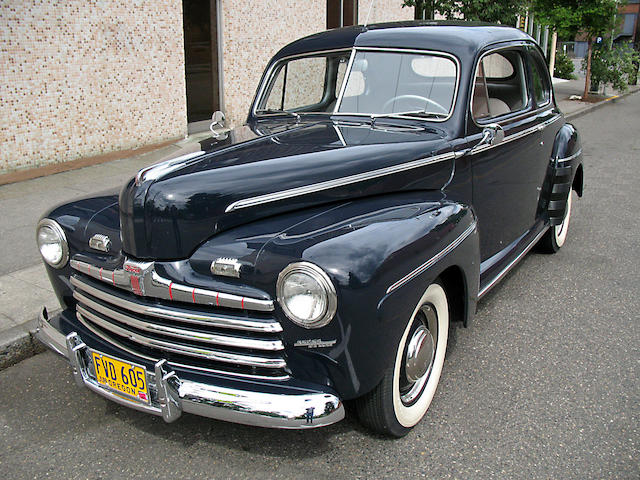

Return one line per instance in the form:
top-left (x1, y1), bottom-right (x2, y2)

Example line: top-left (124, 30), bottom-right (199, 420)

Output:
top-left (539, 190), bottom-right (574, 253)
top-left (356, 282), bottom-right (449, 437)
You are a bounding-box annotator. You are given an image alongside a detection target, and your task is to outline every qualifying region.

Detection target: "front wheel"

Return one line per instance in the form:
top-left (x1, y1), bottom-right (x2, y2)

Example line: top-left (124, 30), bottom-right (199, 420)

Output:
top-left (356, 282), bottom-right (449, 437)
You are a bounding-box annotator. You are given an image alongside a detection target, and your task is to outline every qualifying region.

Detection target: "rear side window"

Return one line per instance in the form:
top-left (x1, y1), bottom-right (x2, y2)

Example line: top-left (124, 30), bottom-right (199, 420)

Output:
top-left (529, 50), bottom-right (551, 106)
top-left (472, 50), bottom-right (528, 121)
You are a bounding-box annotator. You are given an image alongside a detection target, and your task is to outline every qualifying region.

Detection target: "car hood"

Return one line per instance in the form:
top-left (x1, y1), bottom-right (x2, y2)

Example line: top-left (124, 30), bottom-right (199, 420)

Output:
top-left (120, 119), bottom-right (454, 260)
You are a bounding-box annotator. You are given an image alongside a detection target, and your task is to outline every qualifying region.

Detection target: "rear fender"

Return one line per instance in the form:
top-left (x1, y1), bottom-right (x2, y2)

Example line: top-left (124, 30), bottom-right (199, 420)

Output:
top-left (539, 123), bottom-right (583, 225)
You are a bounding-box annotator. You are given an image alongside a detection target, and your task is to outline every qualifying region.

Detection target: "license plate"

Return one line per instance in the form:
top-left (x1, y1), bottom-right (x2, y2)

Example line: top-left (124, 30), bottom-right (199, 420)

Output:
top-left (91, 351), bottom-right (150, 404)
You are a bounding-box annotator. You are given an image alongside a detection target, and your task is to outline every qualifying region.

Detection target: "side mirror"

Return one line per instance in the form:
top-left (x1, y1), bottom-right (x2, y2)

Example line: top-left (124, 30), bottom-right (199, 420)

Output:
top-left (478, 123), bottom-right (505, 148)
top-left (210, 110), bottom-right (226, 138)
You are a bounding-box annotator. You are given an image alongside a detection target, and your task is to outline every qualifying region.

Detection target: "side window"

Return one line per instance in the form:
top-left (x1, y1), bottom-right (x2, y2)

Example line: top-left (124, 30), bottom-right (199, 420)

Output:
top-left (472, 50), bottom-right (528, 121)
top-left (260, 52), bottom-right (350, 113)
top-left (264, 57), bottom-right (326, 111)
top-left (529, 50), bottom-right (551, 106)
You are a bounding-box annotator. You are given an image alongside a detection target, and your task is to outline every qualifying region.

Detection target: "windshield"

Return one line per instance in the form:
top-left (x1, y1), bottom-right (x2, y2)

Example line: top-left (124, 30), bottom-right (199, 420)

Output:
top-left (255, 49), bottom-right (458, 120)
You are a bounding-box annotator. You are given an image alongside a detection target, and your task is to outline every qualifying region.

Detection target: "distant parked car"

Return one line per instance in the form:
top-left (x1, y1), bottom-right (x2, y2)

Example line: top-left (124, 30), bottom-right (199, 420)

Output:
top-left (36, 21), bottom-right (583, 437)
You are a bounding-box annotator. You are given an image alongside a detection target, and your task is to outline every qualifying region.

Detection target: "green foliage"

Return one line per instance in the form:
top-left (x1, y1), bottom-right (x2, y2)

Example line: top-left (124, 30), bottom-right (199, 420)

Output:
top-left (533, 0), bottom-right (621, 97)
top-left (401, 0), bottom-right (524, 24)
top-left (458, 1), bottom-right (525, 25)
top-left (533, 0), bottom-right (619, 39)
top-left (584, 44), bottom-right (640, 92)
top-left (554, 52), bottom-right (576, 80)
top-left (401, 1), bottom-right (457, 19)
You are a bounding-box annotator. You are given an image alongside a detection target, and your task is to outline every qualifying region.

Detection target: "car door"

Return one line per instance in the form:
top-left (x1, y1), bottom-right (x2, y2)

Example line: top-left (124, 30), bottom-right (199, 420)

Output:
top-left (467, 45), bottom-right (551, 262)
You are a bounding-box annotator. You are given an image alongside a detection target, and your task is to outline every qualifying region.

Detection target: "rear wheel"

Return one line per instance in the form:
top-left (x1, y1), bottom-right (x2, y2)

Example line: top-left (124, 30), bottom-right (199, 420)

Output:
top-left (539, 190), bottom-right (573, 253)
top-left (356, 282), bottom-right (449, 437)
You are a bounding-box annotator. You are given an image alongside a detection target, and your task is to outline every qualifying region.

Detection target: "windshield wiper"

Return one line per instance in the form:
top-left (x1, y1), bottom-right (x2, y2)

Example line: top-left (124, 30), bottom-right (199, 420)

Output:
top-left (256, 109), bottom-right (300, 122)
top-left (372, 110), bottom-right (448, 120)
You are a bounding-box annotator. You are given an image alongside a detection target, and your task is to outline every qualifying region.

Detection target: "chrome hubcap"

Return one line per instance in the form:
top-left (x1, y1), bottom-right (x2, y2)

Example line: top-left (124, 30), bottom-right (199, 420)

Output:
top-left (400, 304), bottom-right (437, 405)
top-left (405, 325), bottom-right (434, 382)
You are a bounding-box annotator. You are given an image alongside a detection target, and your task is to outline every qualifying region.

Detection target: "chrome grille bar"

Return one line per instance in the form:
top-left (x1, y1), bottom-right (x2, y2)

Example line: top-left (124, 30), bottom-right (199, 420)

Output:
top-left (68, 311), bottom-right (290, 380)
top-left (76, 307), bottom-right (287, 369)
top-left (70, 276), bottom-right (282, 333)
top-left (73, 290), bottom-right (284, 351)
top-left (70, 259), bottom-right (274, 312)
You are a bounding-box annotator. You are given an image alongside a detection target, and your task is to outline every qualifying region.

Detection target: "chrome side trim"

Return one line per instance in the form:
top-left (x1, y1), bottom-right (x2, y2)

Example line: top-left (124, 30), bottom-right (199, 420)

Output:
top-left (70, 276), bottom-right (281, 333)
top-left (70, 259), bottom-right (275, 312)
top-left (467, 114), bottom-right (562, 157)
top-left (386, 221), bottom-right (477, 295)
top-left (556, 148), bottom-right (582, 163)
top-left (225, 151), bottom-right (456, 212)
top-left (73, 290), bottom-right (284, 351)
top-left (478, 226), bottom-right (549, 299)
top-left (134, 151), bottom-right (204, 186)
top-left (46, 322), bottom-right (342, 428)
top-left (76, 309), bottom-right (287, 368)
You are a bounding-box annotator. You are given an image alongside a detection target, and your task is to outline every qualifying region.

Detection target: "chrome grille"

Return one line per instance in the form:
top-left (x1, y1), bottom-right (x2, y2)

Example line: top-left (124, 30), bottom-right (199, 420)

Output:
top-left (70, 274), bottom-right (288, 379)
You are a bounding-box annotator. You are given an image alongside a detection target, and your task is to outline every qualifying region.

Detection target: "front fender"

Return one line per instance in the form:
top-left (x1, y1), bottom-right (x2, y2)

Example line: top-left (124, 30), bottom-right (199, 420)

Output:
top-left (254, 192), bottom-right (479, 400)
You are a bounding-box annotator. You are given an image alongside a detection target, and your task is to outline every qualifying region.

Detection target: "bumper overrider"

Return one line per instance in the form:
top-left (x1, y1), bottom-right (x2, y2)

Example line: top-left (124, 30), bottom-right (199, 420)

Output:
top-left (36, 307), bottom-right (345, 429)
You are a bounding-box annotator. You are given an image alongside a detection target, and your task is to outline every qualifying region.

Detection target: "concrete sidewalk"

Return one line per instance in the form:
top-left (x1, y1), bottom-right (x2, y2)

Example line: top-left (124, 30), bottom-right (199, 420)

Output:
top-left (1, 87), bottom-right (638, 369)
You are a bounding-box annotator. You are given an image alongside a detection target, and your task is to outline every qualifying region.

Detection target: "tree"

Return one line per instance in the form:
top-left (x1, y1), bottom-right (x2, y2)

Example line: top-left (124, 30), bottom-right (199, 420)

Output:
top-left (586, 43), bottom-right (640, 92)
top-left (402, 0), bottom-right (523, 24)
top-left (401, 1), bottom-right (456, 20)
top-left (458, 1), bottom-right (525, 25)
top-left (534, 0), bottom-right (620, 98)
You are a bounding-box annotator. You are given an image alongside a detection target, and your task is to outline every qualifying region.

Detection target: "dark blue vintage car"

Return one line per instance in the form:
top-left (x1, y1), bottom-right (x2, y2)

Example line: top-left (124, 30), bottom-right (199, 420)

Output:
top-left (36, 21), bottom-right (583, 437)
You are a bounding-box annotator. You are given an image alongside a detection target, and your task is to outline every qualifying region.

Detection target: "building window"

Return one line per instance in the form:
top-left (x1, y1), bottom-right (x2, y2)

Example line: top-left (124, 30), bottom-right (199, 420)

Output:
top-left (327, 0), bottom-right (358, 29)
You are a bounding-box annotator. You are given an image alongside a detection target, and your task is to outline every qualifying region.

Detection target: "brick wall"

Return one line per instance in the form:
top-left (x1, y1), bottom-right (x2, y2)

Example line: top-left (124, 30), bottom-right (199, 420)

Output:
top-left (219, 0), bottom-right (326, 128)
top-left (0, 0), bottom-right (187, 174)
top-left (358, 0), bottom-right (414, 25)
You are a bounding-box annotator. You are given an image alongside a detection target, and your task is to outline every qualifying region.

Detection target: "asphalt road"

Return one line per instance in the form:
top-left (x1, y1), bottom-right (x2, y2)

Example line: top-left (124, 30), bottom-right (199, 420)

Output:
top-left (1, 95), bottom-right (638, 480)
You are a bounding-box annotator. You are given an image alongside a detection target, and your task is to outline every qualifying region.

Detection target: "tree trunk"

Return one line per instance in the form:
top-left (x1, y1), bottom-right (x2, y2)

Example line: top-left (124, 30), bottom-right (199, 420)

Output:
top-left (583, 38), bottom-right (593, 99)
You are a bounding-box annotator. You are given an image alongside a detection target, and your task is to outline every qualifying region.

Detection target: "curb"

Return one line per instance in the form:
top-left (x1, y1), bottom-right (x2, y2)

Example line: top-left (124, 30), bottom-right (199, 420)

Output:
top-left (565, 88), bottom-right (640, 121)
top-left (0, 137), bottom-right (181, 187)
top-left (0, 318), bottom-right (46, 370)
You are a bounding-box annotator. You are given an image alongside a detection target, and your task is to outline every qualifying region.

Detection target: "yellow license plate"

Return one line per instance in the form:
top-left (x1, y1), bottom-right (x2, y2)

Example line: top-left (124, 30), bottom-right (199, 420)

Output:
top-left (91, 351), bottom-right (150, 404)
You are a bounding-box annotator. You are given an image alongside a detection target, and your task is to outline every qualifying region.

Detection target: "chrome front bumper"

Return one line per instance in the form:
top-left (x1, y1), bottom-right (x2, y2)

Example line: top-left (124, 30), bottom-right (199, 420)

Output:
top-left (36, 308), bottom-right (344, 429)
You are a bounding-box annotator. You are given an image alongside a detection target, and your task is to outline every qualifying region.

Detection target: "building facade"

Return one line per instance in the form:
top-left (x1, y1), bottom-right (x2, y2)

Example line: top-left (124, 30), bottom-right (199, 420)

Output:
top-left (0, 0), bottom-right (412, 175)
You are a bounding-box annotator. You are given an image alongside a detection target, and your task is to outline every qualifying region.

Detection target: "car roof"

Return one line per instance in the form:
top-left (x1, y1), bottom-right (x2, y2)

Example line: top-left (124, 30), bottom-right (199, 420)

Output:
top-left (274, 21), bottom-right (533, 60)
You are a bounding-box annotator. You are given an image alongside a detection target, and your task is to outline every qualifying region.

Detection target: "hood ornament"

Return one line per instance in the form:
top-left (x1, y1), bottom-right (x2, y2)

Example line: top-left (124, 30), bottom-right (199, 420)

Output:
top-left (210, 110), bottom-right (228, 140)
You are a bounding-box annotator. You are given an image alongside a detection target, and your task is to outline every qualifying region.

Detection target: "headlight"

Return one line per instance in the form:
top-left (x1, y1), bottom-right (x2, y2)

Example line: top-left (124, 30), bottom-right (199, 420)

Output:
top-left (276, 262), bottom-right (337, 328)
top-left (36, 219), bottom-right (69, 268)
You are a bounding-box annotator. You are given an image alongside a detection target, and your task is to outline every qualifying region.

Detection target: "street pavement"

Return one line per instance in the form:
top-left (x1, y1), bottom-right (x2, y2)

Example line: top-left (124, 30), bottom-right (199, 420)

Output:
top-left (0, 93), bottom-right (639, 479)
